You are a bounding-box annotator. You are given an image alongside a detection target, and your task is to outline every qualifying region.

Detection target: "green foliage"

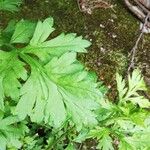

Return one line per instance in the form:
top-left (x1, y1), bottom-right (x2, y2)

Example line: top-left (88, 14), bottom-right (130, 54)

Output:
top-left (0, 114), bottom-right (28, 149)
top-left (0, 10), bottom-right (149, 149)
top-left (0, 0), bottom-right (22, 12)
top-left (0, 17), bottom-right (105, 149)
top-left (116, 69), bottom-right (150, 108)
top-left (85, 69), bottom-right (150, 150)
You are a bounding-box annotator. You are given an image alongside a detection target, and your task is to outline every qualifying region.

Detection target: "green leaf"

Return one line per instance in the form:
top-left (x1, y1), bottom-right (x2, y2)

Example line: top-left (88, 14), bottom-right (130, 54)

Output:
top-left (128, 96), bottom-right (150, 108)
top-left (119, 140), bottom-right (134, 150)
top-left (116, 69), bottom-right (150, 108)
top-left (116, 72), bottom-right (127, 101)
top-left (3, 20), bottom-right (17, 35)
top-left (115, 118), bottom-right (150, 150)
top-left (29, 33), bottom-right (91, 57)
top-left (0, 77), bottom-right (4, 110)
top-left (97, 134), bottom-right (114, 150)
top-left (0, 20), bottom-right (17, 45)
top-left (0, 17), bottom-right (104, 148)
top-left (16, 67), bottom-right (66, 127)
top-left (65, 143), bottom-right (76, 150)
top-left (0, 50), bottom-right (27, 110)
top-left (130, 110), bottom-right (149, 126)
top-left (30, 17), bottom-right (55, 45)
top-left (128, 69), bottom-right (146, 92)
top-left (73, 128), bottom-right (89, 143)
top-left (23, 17), bottom-right (91, 61)
top-left (89, 127), bottom-right (114, 150)
top-left (15, 52), bottom-right (102, 129)
top-left (11, 19), bottom-right (36, 44)
top-left (0, 116), bottom-right (28, 150)
top-left (0, 116), bottom-right (19, 127)
top-left (0, 0), bottom-right (22, 12)
top-left (120, 131), bottom-right (150, 150)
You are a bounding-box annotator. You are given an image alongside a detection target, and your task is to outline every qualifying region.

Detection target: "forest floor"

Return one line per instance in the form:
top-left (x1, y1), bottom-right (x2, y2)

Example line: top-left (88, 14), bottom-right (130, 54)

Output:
top-left (1, 0), bottom-right (150, 99)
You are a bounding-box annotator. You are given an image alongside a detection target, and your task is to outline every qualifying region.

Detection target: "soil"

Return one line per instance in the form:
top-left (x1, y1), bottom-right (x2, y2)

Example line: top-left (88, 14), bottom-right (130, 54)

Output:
top-left (0, 0), bottom-right (150, 97)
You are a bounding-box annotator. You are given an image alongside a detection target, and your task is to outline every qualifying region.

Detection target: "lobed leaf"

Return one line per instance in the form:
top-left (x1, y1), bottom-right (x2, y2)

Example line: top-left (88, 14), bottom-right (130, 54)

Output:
top-left (15, 52), bottom-right (102, 129)
top-left (22, 17), bottom-right (91, 62)
top-left (0, 50), bottom-right (27, 110)
top-left (89, 127), bottom-right (114, 150)
top-left (116, 69), bottom-right (150, 108)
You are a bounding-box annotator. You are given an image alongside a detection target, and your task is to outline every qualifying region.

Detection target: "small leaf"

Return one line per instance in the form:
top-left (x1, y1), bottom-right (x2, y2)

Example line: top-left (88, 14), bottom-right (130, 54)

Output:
top-left (116, 72), bottom-right (127, 101)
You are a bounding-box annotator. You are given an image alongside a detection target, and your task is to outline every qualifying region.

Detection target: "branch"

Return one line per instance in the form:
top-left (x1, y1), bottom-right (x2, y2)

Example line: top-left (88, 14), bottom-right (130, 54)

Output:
top-left (127, 12), bottom-right (150, 73)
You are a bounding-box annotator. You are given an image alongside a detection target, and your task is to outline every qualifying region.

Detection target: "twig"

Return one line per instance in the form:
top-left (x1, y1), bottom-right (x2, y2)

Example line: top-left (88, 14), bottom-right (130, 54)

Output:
top-left (127, 12), bottom-right (150, 73)
top-left (134, 0), bottom-right (149, 14)
top-left (124, 0), bottom-right (150, 27)
top-left (77, 0), bottom-right (82, 12)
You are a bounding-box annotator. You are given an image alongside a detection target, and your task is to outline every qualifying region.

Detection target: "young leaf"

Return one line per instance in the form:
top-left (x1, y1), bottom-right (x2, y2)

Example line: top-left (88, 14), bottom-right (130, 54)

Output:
top-left (116, 72), bottom-right (127, 101)
top-left (116, 69), bottom-right (150, 108)
top-left (128, 69), bottom-right (146, 92)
